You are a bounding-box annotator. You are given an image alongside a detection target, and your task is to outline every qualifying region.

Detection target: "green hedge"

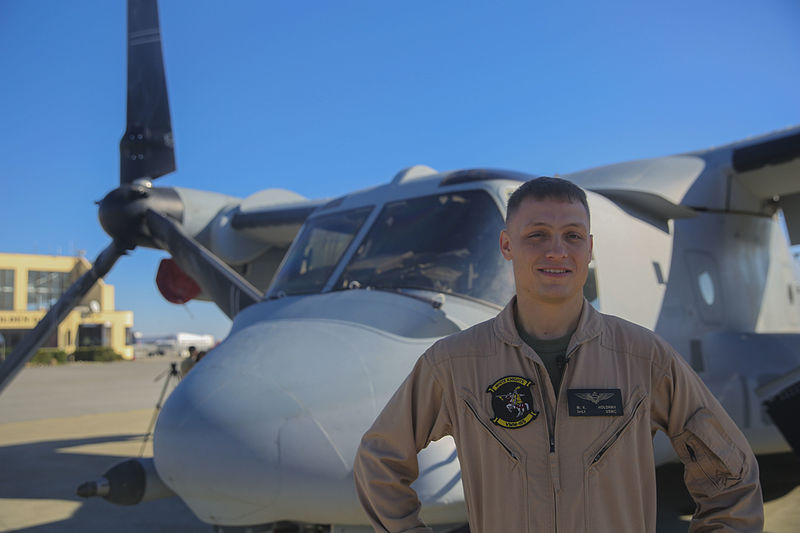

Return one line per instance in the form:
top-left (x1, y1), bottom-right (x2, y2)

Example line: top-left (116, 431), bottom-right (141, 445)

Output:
top-left (26, 346), bottom-right (124, 365)
top-left (73, 347), bottom-right (124, 362)
top-left (29, 349), bottom-right (68, 365)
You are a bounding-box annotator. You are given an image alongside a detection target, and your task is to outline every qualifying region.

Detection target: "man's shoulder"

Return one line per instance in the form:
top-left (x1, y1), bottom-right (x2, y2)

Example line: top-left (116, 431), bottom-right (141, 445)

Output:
top-left (424, 315), bottom-right (499, 365)
top-left (598, 312), bottom-right (654, 340)
top-left (595, 311), bottom-right (675, 360)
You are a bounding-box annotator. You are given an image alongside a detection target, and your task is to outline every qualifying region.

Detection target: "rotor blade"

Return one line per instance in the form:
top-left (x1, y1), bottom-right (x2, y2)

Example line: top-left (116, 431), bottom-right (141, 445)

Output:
top-left (120, 0), bottom-right (175, 184)
top-left (144, 210), bottom-right (263, 318)
top-left (0, 242), bottom-right (128, 394)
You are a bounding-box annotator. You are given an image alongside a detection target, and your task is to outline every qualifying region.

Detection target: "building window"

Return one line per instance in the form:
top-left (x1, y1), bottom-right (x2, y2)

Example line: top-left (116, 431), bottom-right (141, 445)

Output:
top-left (27, 271), bottom-right (70, 311)
top-left (125, 327), bottom-right (134, 346)
top-left (0, 269), bottom-right (13, 310)
top-left (78, 323), bottom-right (111, 347)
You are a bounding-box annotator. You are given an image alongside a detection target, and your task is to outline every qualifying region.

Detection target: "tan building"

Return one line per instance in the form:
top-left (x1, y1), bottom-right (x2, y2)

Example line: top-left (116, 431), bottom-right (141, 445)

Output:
top-left (0, 252), bottom-right (134, 360)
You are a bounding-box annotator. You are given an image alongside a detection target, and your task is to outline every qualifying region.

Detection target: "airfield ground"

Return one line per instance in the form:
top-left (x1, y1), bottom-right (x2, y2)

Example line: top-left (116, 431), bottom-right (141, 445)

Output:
top-left (0, 357), bottom-right (798, 532)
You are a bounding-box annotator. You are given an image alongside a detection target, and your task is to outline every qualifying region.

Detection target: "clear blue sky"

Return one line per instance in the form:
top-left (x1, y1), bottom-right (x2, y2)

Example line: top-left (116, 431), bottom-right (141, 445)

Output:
top-left (1, 0), bottom-right (799, 340)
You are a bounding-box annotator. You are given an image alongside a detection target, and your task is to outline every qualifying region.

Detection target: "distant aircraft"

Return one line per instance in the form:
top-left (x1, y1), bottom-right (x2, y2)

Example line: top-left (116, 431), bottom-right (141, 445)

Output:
top-left (140, 332), bottom-right (216, 358)
top-left (1, 0), bottom-right (799, 531)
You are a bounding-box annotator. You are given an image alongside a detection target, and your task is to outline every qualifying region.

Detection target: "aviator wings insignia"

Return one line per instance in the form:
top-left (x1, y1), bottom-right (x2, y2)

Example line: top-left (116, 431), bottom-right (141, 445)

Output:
top-left (576, 391), bottom-right (614, 405)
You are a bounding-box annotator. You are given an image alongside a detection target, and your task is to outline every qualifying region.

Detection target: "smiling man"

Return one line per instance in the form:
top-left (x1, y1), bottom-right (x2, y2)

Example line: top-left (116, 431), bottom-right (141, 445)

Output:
top-left (354, 177), bottom-right (763, 532)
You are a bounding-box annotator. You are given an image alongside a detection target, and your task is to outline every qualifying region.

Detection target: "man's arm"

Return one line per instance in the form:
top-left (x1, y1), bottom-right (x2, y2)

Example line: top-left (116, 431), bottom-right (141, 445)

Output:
top-left (353, 353), bottom-right (453, 533)
top-left (651, 347), bottom-right (764, 532)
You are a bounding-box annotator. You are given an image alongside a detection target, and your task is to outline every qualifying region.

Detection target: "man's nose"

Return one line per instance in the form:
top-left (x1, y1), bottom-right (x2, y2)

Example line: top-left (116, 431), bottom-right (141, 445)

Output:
top-left (546, 236), bottom-right (567, 257)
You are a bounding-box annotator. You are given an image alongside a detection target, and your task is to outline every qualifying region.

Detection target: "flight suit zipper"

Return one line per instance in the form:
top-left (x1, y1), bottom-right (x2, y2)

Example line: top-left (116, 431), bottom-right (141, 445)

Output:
top-left (549, 343), bottom-right (581, 532)
top-left (533, 356), bottom-right (563, 533)
top-left (534, 362), bottom-right (558, 456)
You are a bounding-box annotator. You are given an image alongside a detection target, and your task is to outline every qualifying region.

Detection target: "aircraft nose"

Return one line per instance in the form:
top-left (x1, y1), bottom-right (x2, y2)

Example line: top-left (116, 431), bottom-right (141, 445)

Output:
top-left (152, 315), bottom-right (433, 526)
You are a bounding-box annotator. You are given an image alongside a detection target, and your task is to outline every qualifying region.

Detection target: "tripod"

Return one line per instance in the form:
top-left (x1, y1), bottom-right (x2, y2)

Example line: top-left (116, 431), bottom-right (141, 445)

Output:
top-left (139, 362), bottom-right (181, 457)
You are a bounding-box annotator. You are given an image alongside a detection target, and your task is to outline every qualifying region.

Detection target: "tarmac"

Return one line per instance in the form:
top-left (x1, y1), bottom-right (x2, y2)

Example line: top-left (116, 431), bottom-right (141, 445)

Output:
top-left (1, 356), bottom-right (799, 532)
top-left (0, 357), bottom-right (205, 532)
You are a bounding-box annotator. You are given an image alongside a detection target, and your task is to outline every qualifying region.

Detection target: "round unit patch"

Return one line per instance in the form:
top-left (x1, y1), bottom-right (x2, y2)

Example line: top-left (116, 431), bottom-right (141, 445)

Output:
top-left (487, 376), bottom-right (538, 428)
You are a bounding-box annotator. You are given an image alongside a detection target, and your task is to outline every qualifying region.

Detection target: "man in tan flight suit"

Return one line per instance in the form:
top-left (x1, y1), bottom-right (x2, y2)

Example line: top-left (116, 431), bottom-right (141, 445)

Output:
top-left (353, 177), bottom-right (763, 532)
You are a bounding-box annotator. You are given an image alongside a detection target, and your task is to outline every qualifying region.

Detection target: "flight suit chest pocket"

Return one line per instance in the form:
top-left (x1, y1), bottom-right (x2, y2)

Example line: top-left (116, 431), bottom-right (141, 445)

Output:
top-left (459, 388), bottom-right (524, 462)
top-left (584, 387), bottom-right (646, 468)
top-left (458, 388), bottom-right (531, 530)
top-left (673, 408), bottom-right (745, 496)
top-left (583, 388), bottom-right (649, 533)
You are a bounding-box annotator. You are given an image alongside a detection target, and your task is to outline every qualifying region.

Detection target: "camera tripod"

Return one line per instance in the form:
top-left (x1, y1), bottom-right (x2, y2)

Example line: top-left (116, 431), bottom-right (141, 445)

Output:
top-left (139, 361), bottom-right (181, 457)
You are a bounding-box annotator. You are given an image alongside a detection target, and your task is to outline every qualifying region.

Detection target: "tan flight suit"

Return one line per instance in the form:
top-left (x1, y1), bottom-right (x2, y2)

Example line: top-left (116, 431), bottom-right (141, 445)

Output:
top-left (354, 298), bottom-right (763, 532)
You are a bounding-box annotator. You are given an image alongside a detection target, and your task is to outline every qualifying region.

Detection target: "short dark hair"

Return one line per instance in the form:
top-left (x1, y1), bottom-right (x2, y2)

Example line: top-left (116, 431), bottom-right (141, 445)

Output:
top-left (506, 177), bottom-right (590, 225)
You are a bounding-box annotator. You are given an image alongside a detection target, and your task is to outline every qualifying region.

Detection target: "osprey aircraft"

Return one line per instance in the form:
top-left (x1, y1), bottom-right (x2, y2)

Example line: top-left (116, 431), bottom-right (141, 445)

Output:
top-left (1, 0), bottom-right (799, 531)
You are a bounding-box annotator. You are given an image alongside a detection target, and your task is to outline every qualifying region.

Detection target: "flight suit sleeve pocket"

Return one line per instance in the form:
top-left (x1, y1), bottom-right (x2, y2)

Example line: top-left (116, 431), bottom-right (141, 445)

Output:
top-left (673, 408), bottom-right (745, 496)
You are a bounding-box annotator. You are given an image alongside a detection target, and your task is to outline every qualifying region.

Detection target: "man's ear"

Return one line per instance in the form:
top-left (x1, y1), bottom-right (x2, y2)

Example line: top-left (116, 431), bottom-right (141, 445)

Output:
top-left (589, 234), bottom-right (594, 261)
top-left (500, 230), bottom-right (513, 260)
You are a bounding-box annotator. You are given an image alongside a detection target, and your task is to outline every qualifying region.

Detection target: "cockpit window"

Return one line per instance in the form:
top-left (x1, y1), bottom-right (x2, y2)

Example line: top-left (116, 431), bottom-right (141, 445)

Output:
top-left (270, 206), bottom-right (372, 296)
top-left (336, 191), bottom-right (514, 306)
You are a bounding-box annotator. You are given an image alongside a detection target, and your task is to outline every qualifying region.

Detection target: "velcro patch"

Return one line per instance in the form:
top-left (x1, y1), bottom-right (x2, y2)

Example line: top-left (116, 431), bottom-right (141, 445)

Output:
top-left (487, 376), bottom-right (538, 428)
top-left (568, 388), bottom-right (623, 416)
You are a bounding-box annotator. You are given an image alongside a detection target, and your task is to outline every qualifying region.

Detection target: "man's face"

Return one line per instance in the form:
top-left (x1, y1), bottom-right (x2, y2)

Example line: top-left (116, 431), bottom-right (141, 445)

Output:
top-left (500, 196), bottom-right (593, 307)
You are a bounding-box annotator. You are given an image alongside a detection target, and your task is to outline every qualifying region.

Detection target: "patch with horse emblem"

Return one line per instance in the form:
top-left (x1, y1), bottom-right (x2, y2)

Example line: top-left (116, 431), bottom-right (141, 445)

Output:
top-left (487, 376), bottom-right (538, 428)
top-left (568, 388), bottom-right (623, 416)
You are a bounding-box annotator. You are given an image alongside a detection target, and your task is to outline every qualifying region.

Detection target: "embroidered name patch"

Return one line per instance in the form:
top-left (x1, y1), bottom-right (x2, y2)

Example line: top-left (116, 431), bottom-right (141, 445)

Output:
top-left (487, 376), bottom-right (538, 428)
top-left (568, 388), bottom-right (623, 416)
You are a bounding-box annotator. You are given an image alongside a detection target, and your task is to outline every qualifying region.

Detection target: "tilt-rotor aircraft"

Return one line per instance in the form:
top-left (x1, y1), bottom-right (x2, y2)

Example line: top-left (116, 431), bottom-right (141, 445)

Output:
top-left (2, 1), bottom-right (800, 531)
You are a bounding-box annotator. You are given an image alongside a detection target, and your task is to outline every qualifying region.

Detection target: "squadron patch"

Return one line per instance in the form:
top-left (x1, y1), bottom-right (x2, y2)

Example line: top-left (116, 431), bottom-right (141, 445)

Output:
top-left (487, 376), bottom-right (538, 428)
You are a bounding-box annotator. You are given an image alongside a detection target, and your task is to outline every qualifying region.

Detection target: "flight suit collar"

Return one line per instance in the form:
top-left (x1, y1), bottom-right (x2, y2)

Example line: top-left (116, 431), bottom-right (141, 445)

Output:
top-left (494, 295), bottom-right (603, 355)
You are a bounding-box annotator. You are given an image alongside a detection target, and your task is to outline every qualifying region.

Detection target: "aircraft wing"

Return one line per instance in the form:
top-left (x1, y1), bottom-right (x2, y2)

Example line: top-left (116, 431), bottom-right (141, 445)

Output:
top-left (718, 126), bottom-right (800, 243)
top-left (158, 189), bottom-right (329, 307)
top-left (567, 125), bottom-right (800, 235)
top-left (230, 190), bottom-right (329, 249)
top-left (566, 155), bottom-right (702, 232)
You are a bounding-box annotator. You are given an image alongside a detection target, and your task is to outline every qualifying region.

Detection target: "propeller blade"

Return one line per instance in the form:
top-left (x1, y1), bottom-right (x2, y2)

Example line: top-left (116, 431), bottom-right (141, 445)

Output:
top-left (144, 210), bottom-right (263, 318)
top-left (0, 242), bottom-right (128, 394)
top-left (120, 0), bottom-right (175, 184)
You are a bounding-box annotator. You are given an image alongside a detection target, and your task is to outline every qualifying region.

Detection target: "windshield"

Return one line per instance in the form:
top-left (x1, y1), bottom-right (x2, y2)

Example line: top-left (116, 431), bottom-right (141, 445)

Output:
top-left (336, 191), bottom-right (514, 306)
top-left (270, 206), bottom-right (372, 296)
